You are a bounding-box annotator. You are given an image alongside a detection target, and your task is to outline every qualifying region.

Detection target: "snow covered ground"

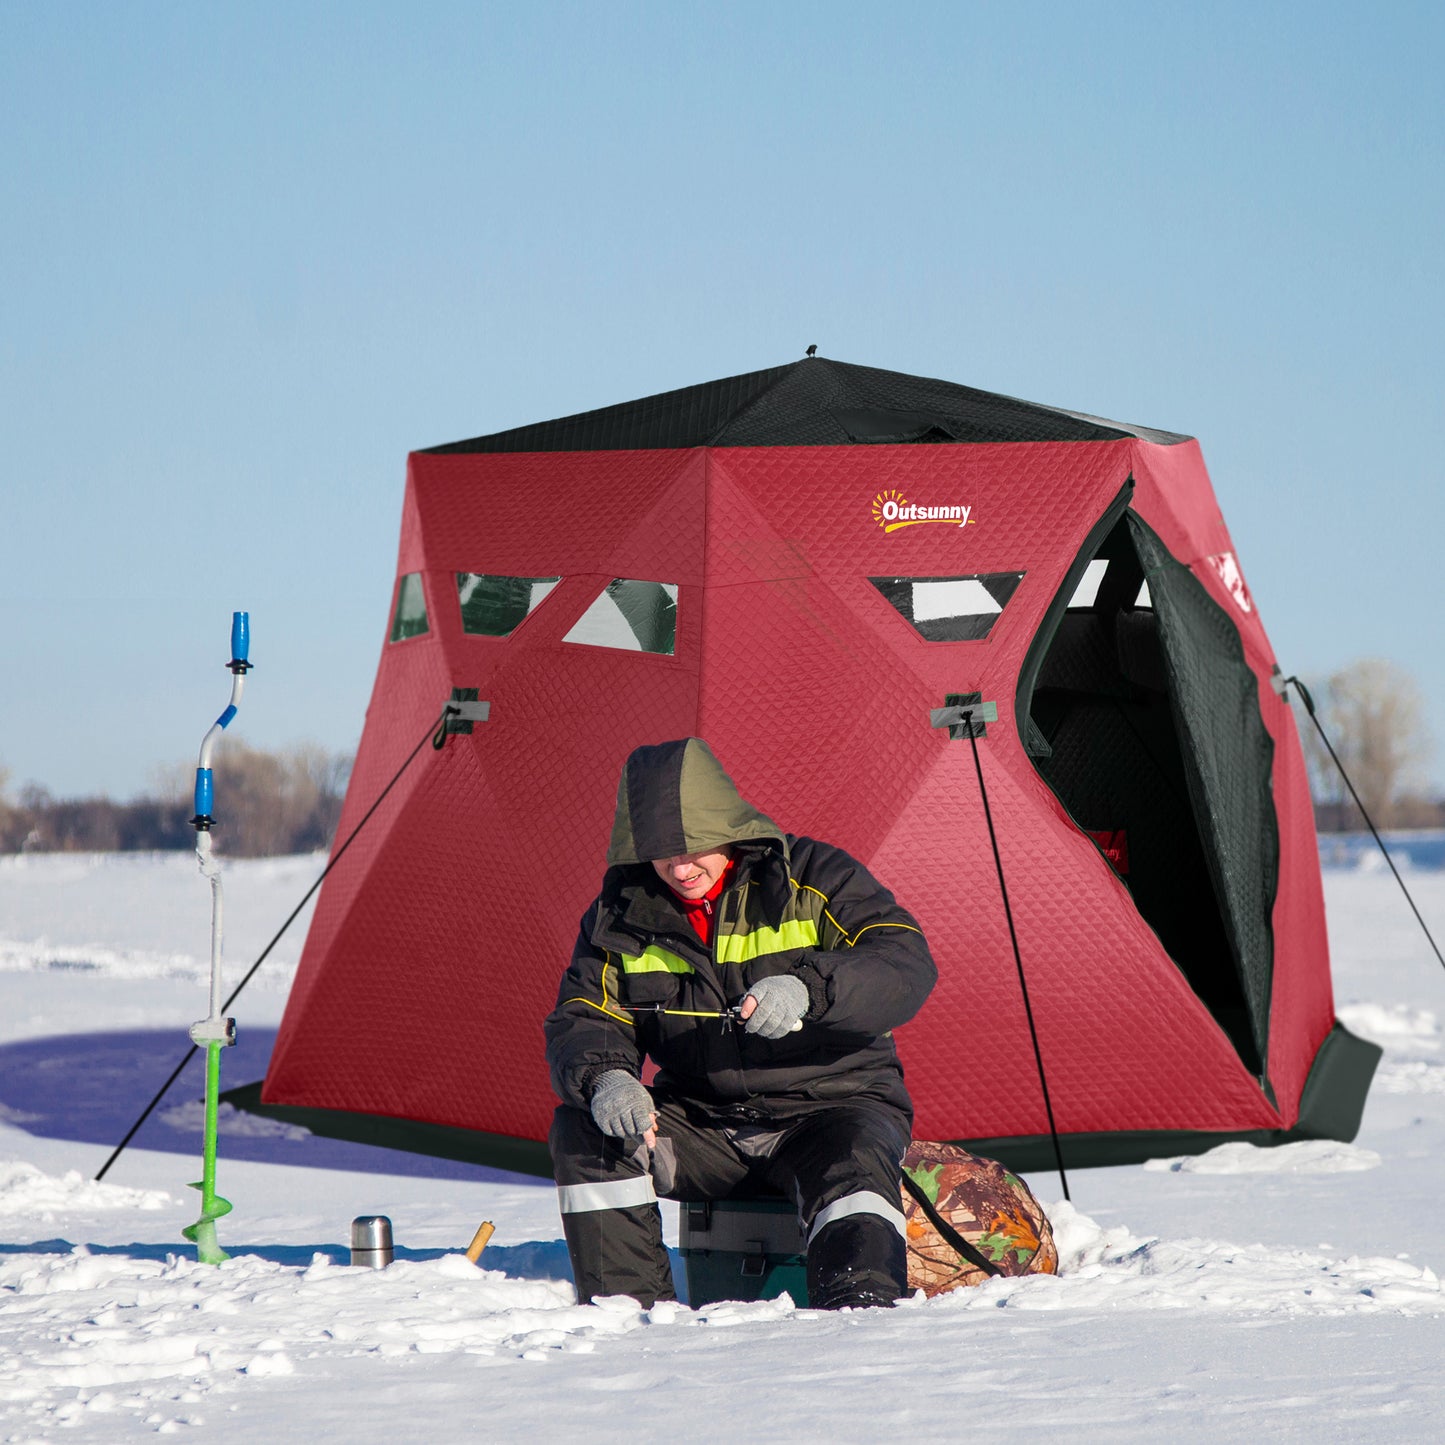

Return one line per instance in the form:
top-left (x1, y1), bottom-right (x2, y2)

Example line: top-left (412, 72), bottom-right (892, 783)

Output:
top-left (3, 852), bottom-right (1445, 1442)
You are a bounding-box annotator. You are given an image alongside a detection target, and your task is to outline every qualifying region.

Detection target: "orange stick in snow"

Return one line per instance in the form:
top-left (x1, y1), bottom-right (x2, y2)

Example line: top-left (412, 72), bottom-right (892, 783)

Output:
top-left (465, 1221), bottom-right (496, 1262)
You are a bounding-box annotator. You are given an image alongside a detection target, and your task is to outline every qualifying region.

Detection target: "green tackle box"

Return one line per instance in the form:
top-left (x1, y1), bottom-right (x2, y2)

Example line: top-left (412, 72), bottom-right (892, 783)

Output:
top-left (678, 1197), bottom-right (809, 1308)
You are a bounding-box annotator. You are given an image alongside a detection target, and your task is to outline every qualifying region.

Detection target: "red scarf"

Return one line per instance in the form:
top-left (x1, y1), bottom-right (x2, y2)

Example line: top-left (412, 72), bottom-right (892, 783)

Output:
top-left (672, 859), bottom-right (734, 946)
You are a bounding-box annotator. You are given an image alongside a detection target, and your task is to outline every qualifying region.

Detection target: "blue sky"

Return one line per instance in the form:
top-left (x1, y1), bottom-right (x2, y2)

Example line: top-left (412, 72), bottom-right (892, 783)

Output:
top-left (2, 1), bottom-right (1441, 799)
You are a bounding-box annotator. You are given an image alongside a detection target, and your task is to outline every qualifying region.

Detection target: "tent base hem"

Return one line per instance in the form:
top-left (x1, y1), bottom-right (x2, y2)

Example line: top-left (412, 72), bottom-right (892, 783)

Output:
top-left (953, 1020), bottom-right (1380, 1171)
top-left (223, 1083), bottom-right (555, 1177)
top-left (227, 1021), bottom-right (1378, 1179)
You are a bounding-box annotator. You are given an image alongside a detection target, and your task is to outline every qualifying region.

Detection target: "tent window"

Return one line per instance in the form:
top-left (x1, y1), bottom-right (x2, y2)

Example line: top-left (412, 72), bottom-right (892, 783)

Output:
top-left (1135, 580), bottom-right (1152, 609)
top-left (456, 574), bottom-right (560, 636)
top-left (564, 580), bottom-right (678, 654)
top-left (389, 573), bottom-right (429, 642)
top-left (1067, 559), bottom-right (1109, 609)
top-left (869, 573), bottom-right (1024, 642)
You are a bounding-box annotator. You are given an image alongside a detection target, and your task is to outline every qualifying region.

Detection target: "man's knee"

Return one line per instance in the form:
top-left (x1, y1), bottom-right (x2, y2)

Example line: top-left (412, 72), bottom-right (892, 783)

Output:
top-left (550, 1103), bottom-right (603, 1163)
top-left (781, 1106), bottom-right (906, 1208)
top-left (550, 1103), bottom-right (649, 1178)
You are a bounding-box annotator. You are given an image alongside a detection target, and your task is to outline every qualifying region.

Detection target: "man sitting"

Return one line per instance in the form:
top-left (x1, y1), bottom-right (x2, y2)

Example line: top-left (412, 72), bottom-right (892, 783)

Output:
top-left (545, 737), bottom-right (937, 1309)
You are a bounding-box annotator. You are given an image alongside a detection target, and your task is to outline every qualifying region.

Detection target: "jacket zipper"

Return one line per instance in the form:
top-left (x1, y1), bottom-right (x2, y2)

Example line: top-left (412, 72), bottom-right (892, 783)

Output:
top-left (713, 883), bottom-right (747, 1087)
top-left (678, 894), bottom-right (728, 1009)
top-left (706, 874), bottom-right (736, 981)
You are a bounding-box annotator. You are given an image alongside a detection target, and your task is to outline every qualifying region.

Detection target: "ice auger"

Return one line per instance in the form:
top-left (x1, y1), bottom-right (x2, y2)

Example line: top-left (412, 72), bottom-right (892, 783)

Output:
top-left (182, 611), bottom-right (252, 1264)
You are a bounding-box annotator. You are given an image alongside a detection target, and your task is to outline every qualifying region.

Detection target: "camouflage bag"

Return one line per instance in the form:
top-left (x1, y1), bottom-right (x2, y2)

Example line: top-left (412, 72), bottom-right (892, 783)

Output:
top-left (900, 1140), bottom-right (1059, 1296)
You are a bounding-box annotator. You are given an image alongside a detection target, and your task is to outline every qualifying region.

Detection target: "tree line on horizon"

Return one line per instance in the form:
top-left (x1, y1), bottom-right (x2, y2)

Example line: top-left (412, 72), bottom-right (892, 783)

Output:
top-left (0, 743), bottom-right (351, 857)
top-left (1296, 658), bottom-right (1441, 832)
top-left (0, 657), bottom-right (1439, 855)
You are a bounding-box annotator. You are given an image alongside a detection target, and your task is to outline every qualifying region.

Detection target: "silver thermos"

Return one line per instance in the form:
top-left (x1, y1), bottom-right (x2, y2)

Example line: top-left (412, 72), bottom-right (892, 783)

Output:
top-left (350, 1214), bottom-right (394, 1268)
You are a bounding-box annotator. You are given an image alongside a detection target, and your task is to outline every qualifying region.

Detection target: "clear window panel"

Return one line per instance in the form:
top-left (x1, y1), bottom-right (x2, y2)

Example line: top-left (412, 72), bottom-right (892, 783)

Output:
top-left (389, 573), bottom-right (429, 642)
top-left (1135, 580), bottom-right (1152, 608)
top-left (456, 573), bottom-right (560, 636)
top-left (1067, 559), bottom-right (1109, 609)
top-left (869, 573), bottom-right (1024, 642)
top-left (564, 579), bottom-right (678, 654)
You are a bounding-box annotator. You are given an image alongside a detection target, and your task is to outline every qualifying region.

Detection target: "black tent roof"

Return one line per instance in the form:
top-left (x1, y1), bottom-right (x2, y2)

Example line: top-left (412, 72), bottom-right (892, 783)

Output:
top-left (424, 357), bottom-right (1191, 454)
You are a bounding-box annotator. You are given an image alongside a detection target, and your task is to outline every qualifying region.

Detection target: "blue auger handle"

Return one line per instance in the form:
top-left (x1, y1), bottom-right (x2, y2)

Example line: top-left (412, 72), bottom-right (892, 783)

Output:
top-left (192, 612), bottom-right (250, 826)
top-left (231, 611), bottom-right (250, 666)
top-left (194, 768), bottom-right (214, 818)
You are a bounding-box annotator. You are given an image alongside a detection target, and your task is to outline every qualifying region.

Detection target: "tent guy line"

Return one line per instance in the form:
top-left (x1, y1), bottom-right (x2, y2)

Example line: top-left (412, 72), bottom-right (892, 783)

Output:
top-left (953, 704), bottom-right (1070, 1202)
top-left (1278, 673), bottom-right (1445, 975)
top-left (94, 699), bottom-right (462, 1183)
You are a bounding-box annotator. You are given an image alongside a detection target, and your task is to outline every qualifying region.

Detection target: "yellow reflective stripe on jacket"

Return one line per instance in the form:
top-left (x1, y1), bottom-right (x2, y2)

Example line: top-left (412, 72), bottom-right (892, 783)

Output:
top-left (715, 918), bottom-right (819, 964)
top-left (618, 944), bottom-right (695, 975)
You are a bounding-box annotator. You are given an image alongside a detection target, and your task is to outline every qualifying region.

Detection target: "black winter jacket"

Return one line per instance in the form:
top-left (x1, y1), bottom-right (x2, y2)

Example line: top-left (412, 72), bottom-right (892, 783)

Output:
top-left (544, 739), bottom-right (937, 1118)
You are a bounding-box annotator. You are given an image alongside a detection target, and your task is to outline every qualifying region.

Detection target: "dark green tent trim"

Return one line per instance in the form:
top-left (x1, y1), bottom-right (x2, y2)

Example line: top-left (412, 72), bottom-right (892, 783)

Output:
top-left (225, 1023), bottom-right (1377, 1182)
top-left (956, 1022), bottom-right (1380, 1172)
top-left (424, 357), bottom-right (1193, 454)
top-left (221, 1083), bottom-right (555, 1179)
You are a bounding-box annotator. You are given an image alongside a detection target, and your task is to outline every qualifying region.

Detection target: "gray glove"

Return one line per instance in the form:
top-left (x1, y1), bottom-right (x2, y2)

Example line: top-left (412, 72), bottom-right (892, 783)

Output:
top-left (589, 1069), bottom-right (656, 1138)
top-left (742, 975), bottom-right (809, 1039)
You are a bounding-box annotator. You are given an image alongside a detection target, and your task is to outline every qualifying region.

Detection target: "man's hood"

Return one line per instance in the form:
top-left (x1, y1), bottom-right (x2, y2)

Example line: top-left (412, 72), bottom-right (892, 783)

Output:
top-left (606, 738), bottom-right (784, 868)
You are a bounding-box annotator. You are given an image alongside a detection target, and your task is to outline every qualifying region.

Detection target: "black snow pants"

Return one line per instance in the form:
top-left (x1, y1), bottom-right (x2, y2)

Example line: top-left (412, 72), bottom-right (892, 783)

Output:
top-left (550, 1088), bottom-right (911, 1310)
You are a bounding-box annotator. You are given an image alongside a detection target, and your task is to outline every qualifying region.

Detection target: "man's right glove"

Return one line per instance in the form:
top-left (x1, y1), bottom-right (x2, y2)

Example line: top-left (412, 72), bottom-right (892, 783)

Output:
top-left (741, 974), bottom-right (809, 1039)
top-left (589, 1069), bottom-right (656, 1139)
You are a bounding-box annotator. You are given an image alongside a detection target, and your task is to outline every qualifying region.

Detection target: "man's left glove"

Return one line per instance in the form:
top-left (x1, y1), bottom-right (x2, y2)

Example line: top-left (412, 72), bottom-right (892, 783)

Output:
top-left (589, 1069), bottom-right (656, 1139)
top-left (741, 975), bottom-right (809, 1039)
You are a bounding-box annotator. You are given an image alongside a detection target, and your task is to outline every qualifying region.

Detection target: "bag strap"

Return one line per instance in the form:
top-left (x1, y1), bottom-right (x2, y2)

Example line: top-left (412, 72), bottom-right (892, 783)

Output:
top-left (901, 1169), bottom-right (1004, 1279)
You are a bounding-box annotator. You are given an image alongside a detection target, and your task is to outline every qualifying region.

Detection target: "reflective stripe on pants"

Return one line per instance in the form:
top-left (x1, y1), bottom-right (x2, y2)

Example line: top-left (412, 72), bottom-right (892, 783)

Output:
top-left (807, 1188), bottom-right (907, 1246)
top-left (556, 1175), bottom-right (658, 1215)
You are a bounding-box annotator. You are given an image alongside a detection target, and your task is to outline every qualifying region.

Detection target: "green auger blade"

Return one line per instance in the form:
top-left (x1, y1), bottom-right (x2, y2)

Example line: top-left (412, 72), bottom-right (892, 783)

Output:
top-left (183, 1182), bottom-right (233, 1264)
top-left (184, 1221), bottom-right (229, 1265)
top-left (184, 1036), bottom-right (234, 1264)
top-left (184, 1181), bottom-right (234, 1220)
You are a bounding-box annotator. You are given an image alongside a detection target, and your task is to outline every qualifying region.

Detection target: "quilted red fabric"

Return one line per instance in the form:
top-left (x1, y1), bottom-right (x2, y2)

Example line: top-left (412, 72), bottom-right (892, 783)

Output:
top-left (262, 426), bottom-right (1332, 1150)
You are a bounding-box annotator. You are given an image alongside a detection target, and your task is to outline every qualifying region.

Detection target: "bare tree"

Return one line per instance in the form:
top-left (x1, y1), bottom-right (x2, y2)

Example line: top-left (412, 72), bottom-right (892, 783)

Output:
top-left (1297, 658), bottom-right (1434, 829)
top-left (0, 764), bottom-right (17, 851)
top-left (0, 744), bottom-right (352, 856)
top-left (151, 742), bottom-right (354, 856)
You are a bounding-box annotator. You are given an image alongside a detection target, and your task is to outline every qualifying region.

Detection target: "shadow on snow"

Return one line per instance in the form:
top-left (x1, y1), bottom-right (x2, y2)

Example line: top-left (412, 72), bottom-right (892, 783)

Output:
top-left (0, 1236), bottom-right (577, 1280)
top-left (0, 1028), bottom-right (547, 1186)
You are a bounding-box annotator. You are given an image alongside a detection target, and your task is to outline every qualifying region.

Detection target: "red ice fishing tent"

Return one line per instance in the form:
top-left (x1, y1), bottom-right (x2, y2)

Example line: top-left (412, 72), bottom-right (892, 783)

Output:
top-left (245, 357), bottom-right (1380, 1174)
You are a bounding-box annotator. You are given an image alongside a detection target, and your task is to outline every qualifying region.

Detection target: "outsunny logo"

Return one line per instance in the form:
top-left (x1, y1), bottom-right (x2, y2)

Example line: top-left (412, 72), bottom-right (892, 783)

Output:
top-left (872, 489), bottom-right (976, 534)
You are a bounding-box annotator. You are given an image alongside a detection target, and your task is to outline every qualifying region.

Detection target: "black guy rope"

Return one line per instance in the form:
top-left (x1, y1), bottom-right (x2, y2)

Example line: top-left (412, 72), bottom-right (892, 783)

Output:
top-left (1281, 676), bottom-right (1445, 975)
top-left (961, 709), bottom-right (1071, 1202)
top-left (95, 703), bottom-right (458, 1182)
